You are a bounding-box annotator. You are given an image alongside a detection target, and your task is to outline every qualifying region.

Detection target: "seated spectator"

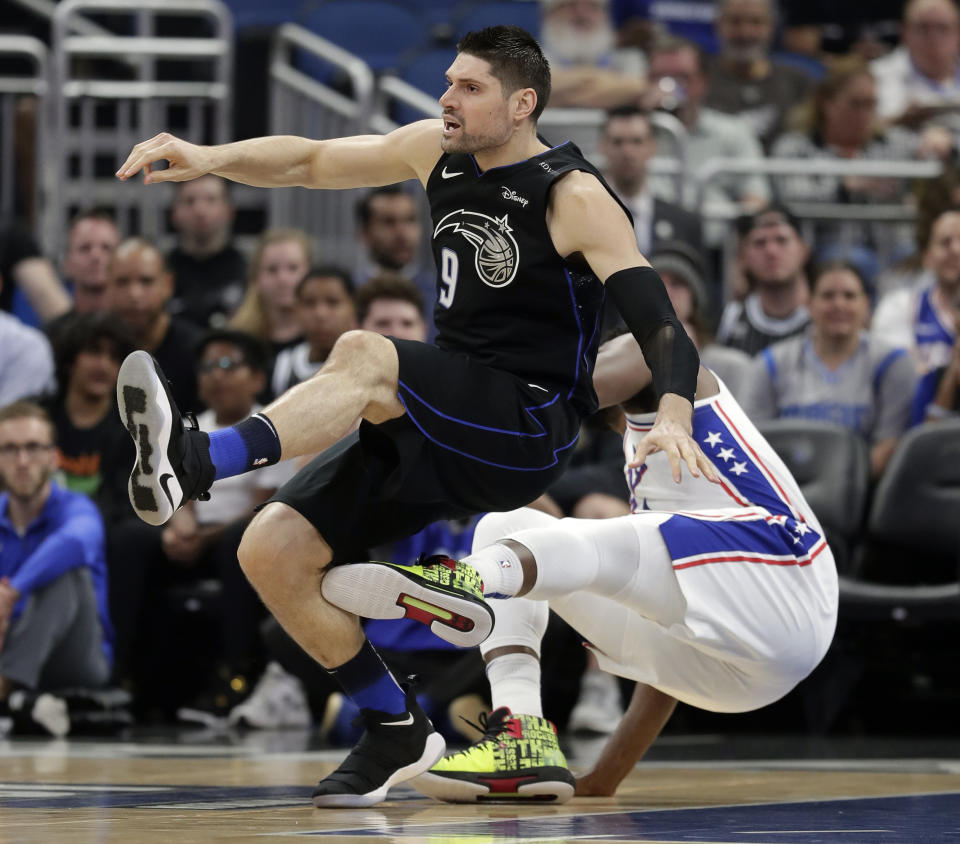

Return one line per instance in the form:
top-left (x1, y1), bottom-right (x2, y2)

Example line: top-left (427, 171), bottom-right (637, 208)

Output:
top-left (167, 175), bottom-right (247, 329)
top-left (0, 401), bottom-right (112, 736)
top-left (42, 313), bottom-right (134, 518)
top-left (229, 229), bottom-right (312, 356)
top-left (539, 0), bottom-right (647, 108)
top-left (355, 187), bottom-right (436, 338)
top-left (705, 0), bottom-right (816, 151)
top-left (107, 237), bottom-right (204, 413)
top-left (871, 0), bottom-right (960, 131)
top-left (912, 281), bottom-right (960, 423)
top-left (717, 206), bottom-right (811, 355)
top-left (645, 36), bottom-right (770, 245)
top-left (0, 220), bottom-right (70, 327)
top-left (271, 266), bottom-right (357, 398)
top-left (599, 106), bottom-right (704, 257)
top-left (45, 209), bottom-right (121, 346)
top-left (771, 66), bottom-right (947, 263)
top-left (356, 272), bottom-right (428, 341)
top-left (741, 261), bottom-right (915, 479)
top-left (872, 208), bottom-right (960, 375)
top-left (0, 267), bottom-right (55, 405)
top-left (649, 240), bottom-right (752, 398)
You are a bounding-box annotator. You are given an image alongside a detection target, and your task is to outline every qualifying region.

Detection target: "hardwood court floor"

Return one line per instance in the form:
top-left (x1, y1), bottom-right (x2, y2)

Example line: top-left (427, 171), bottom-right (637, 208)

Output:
top-left (1, 730), bottom-right (959, 843)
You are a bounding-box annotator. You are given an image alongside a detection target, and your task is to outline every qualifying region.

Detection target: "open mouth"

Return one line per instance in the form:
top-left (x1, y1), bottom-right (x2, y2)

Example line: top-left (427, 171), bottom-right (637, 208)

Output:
top-left (443, 116), bottom-right (461, 133)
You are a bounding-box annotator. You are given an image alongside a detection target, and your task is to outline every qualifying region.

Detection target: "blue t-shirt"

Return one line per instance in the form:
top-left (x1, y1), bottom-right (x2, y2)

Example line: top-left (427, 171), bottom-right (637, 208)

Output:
top-left (0, 483), bottom-right (113, 664)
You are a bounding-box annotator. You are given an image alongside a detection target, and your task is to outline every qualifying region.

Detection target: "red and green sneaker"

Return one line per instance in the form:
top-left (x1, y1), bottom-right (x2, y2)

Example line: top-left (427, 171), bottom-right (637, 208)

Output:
top-left (412, 707), bottom-right (575, 803)
top-left (320, 555), bottom-right (494, 648)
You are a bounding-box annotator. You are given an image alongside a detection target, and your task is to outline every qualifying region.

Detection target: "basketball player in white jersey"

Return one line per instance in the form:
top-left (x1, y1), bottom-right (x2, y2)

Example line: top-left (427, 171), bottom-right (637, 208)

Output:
top-left (400, 331), bottom-right (839, 802)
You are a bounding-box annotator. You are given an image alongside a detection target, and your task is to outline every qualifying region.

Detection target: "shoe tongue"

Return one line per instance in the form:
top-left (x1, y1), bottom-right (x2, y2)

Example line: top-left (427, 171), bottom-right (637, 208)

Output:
top-left (486, 706), bottom-right (513, 731)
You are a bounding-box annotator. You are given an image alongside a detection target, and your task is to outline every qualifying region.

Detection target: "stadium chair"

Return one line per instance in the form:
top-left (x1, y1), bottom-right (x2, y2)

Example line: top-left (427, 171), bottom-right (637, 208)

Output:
top-left (852, 419), bottom-right (960, 585)
top-left (300, 0), bottom-right (426, 72)
top-left (756, 418), bottom-right (870, 575)
top-left (453, 1), bottom-right (542, 40)
top-left (223, 0), bottom-right (304, 30)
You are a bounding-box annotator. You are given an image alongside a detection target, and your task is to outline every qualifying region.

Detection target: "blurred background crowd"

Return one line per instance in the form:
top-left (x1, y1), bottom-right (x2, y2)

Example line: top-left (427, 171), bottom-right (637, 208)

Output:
top-left (0, 0), bottom-right (958, 742)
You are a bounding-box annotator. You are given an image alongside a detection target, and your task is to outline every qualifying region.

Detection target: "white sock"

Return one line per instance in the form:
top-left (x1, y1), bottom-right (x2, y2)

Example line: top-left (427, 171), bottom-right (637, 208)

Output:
top-left (486, 653), bottom-right (542, 717)
top-left (463, 543), bottom-right (525, 598)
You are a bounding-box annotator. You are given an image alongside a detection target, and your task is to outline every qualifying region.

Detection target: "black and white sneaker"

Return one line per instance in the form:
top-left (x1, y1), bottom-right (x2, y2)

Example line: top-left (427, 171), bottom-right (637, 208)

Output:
top-left (117, 350), bottom-right (215, 526)
top-left (312, 688), bottom-right (445, 808)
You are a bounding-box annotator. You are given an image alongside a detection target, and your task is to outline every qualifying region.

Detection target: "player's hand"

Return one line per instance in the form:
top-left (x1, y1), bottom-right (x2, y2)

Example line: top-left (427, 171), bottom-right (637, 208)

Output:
top-left (116, 132), bottom-right (216, 184)
top-left (628, 396), bottom-right (720, 485)
top-left (575, 769), bottom-right (618, 797)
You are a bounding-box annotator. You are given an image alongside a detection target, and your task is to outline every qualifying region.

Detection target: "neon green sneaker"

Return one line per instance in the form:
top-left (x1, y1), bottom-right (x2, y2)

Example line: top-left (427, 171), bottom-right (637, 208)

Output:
top-left (412, 707), bottom-right (575, 803)
top-left (320, 555), bottom-right (494, 648)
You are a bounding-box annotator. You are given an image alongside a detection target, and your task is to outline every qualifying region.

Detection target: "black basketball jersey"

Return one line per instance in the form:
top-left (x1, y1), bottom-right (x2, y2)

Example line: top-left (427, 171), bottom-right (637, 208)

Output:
top-left (426, 141), bottom-right (631, 417)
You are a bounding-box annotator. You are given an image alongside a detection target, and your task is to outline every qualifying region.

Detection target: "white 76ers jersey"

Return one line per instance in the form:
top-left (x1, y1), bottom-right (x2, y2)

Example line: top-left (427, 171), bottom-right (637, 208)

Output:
top-left (624, 376), bottom-right (829, 569)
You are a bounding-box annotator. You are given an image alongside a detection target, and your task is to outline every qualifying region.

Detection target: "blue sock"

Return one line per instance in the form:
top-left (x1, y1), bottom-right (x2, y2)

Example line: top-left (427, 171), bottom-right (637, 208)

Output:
top-left (328, 639), bottom-right (407, 716)
top-left (207, 413), bottom-right (282, 481)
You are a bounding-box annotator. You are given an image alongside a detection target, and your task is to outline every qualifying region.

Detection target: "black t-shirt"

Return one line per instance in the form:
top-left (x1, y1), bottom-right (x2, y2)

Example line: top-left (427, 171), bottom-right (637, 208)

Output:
top-left (0, 222), bottom-right (42, 313)
top-left (153, 317), bottom-right (206, 412)
top-left (167, 244), bottom-right (247, 328)
top-left (41, 397), bottom-right (134, 522)
top-left (426, 141), bottom-right (630, 418)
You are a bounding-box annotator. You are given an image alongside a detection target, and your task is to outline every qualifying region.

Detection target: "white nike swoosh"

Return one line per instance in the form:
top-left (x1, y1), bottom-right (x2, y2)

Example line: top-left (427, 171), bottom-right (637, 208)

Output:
top-left (441, 167), bottom-right (463, 179)
top-left (380, 713), bottom-right (414, 726)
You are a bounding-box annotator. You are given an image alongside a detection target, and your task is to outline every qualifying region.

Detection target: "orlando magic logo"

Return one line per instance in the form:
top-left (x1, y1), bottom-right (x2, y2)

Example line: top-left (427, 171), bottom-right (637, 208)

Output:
top-left (434, 209), bottom-right (519, 287)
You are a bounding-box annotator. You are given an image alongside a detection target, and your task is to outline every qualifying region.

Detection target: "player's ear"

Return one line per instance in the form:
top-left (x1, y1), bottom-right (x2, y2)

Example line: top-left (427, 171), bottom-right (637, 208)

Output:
top-left (513, 87), bottom-right (537, 122)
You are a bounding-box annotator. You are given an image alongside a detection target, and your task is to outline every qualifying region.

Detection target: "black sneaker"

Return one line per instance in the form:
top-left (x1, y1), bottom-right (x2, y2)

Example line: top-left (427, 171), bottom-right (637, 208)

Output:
top-left (117, 350), bottom-right (215, 526)
top-left (2, 690), bottom-right (70, 737)
top-left (312, 687), bottom-right (445, 808)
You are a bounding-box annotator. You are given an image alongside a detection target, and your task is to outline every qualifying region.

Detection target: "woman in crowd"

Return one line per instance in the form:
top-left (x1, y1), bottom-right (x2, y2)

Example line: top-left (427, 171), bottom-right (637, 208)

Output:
top-left (741, 260), bottom-right (916, 479)
top-left (228, 229), bottom-right (313, 356)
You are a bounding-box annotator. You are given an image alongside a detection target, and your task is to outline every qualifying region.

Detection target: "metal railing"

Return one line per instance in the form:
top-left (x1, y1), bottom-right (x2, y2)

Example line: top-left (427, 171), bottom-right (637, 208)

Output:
top-left (48, 0), bottom-right (234, 254)
top-left (268, 23), bottom-right (377, 267)
top-left (0, 36), bottom-right (48, 229)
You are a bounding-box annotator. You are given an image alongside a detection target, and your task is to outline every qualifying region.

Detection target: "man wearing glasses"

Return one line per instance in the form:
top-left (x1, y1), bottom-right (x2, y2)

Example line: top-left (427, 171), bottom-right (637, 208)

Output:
top-left (0, 401), bottom-right (113, 736)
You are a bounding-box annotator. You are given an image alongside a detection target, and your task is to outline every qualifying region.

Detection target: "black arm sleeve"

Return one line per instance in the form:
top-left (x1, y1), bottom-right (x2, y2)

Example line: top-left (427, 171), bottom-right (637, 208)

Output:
top-left (605, 266), bottom-right (700, 404)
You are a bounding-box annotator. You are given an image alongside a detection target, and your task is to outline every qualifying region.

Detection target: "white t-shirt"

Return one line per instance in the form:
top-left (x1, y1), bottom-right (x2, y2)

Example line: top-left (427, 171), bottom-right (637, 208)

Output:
top-left (194, 405), bottom-right (297, 525)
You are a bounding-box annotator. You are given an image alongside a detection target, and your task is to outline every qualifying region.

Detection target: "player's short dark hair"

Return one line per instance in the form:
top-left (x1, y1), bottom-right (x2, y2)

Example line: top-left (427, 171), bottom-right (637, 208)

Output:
top-left (196, 329), bottom-right (270, 375)
top-left (296, 265), bottom-right (356, 300)
top-left (458, 26), bottom-right (551, 122)
top-left (356, 185), bottom-right (415, 228)
top-left (356, 272), bottom-right (425, 324)
top-left (736, 204), bottom-right (803, 239)
top-left (52, 312), bottom-right (135, 394)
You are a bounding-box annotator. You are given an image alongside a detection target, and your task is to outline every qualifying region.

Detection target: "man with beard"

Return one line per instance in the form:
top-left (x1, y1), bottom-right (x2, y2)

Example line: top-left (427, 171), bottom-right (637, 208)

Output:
top-left (114, 26), bottom-right (712, 807)
top-left (717, 206), bottom-right (811, 355)
top-left (539, 0), bottom-right (649, 108)
top-left (0, 401), bottom-right (112, 737)
top-left (705, 0), bottom-right (815, 151)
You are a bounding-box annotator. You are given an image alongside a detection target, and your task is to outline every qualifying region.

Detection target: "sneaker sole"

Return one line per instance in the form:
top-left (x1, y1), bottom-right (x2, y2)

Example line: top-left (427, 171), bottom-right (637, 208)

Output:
top-left (312, 730), bottom-right (446, 808)
top-left (117, 350), bottom-right (180, 526)
top-left (321, 564), bottom-right (494, 648)
top-left (412, 768), bottom-right (575, 804)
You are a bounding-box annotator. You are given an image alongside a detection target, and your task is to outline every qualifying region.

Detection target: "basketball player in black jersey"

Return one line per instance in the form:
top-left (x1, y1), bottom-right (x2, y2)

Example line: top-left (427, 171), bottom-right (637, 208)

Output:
top-left (114, 26), bottom-right (717, 807)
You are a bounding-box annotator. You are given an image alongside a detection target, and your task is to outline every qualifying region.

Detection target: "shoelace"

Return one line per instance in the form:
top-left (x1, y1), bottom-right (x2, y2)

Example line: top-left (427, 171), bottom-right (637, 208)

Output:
top-left (445, 709), bottom-right (509, 760)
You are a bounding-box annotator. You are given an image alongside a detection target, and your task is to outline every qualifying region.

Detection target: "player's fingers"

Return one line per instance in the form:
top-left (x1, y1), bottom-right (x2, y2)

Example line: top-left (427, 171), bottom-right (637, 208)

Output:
top-left (699, 449), bottom-right (721, 483)
top-left (679, 440), bottom-right (701, 479)
top-left (665, 442), bottom-right (683, 483)
top-left (628, 437), bottom-right (658, 468)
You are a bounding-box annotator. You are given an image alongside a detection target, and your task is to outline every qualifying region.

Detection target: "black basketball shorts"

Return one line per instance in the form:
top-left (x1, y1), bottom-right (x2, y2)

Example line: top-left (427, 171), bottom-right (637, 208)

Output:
top-left (267, 337), bottom-right (583, 560)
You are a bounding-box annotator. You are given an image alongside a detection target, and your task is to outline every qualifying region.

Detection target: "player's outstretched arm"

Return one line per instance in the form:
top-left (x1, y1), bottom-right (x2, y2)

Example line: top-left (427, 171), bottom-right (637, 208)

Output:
top-left (116, 119), bottom-right (444, 190)
top-left (575, 683), bottom-right (677, 797)
top-left (550, 173), bottom-right (718, 484)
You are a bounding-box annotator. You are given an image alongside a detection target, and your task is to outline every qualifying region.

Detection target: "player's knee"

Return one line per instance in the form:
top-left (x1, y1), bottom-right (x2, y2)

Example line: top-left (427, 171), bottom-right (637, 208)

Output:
top-left (238, 502), bottom-right (331, 588)
top-left (329, 330), bottom-right (393, 376)
top-left (472, 507), bottom-right (558, 552)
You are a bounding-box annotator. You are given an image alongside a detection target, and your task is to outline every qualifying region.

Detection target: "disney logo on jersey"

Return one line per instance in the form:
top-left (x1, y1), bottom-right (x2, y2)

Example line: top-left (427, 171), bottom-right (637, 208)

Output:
top-left (501, 187), bottom-right (529, 208)
top-left (433, 209), bottom-right (519, 288)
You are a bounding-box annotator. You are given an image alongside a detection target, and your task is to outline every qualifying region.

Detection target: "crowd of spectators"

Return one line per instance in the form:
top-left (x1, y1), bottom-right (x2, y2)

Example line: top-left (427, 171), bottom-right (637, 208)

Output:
top-left (1, 0), bottom-right (959, 738)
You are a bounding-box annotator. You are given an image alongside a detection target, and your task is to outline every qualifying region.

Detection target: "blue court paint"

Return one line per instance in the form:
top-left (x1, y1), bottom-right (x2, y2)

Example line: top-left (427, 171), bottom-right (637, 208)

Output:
top-left (299, 792), bottom-right (960, 842)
